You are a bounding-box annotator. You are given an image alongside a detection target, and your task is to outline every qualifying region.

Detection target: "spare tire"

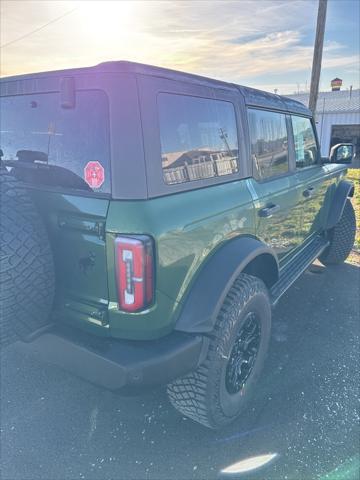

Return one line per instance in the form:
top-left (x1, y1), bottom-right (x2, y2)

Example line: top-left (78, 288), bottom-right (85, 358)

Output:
top-left (0, 172), bottom-right (55, 346)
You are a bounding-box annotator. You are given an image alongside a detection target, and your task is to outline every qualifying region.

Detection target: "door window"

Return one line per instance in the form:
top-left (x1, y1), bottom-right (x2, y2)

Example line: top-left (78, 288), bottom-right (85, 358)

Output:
top-left (248, 108), bottom-right (289, 180)
top-left (291, 116), bottom-right (318, 168)
top-left (158, 93), bottom-right (239, 185)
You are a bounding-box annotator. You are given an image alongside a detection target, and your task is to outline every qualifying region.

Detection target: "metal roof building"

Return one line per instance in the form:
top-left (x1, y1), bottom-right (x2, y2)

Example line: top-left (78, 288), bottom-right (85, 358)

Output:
top-left (287, 89), bottom-right (360, 165)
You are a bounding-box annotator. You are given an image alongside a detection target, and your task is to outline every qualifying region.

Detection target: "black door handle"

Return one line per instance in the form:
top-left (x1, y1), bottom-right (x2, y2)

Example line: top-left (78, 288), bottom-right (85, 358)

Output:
top-left (258, 204), bottom-right (280, 218)
top-left (303, 187), bottom-right (315, 198)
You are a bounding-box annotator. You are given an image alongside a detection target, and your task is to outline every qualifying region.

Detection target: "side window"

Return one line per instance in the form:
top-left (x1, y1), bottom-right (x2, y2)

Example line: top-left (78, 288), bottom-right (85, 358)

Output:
top-left (291, 116), bottom-right (318, 168)
top-left (248, 109), bottom-right (289, 180)
top-left (158, 93), bottom-right (239, 185)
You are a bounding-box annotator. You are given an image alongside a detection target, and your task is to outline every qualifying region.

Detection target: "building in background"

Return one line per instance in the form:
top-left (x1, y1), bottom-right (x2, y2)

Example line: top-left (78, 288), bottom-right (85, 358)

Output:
top-left (287, 86), bottom-right (360, 166)
top-left (330, 77), bottom-right (343, 91)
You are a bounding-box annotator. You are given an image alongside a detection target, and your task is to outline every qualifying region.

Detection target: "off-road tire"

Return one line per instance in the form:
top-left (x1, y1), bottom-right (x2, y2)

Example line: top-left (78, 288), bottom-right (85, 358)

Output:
top-left (167, 274), bottom-right (271, 429)
top-left (319, 199), bottom-right (356, 266)
top-left (0, 172), bottom-right (55, 346)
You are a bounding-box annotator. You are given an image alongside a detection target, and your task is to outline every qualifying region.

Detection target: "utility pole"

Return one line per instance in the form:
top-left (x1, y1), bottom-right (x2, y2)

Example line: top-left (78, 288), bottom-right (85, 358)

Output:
top-left (309, 0), bottom-right (328, 115)
top-left (219, 128), bottom-right (231, 153)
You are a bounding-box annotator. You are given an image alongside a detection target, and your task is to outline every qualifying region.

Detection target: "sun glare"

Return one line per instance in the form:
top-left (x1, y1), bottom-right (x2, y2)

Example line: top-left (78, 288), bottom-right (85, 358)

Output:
top-left (221, 453), bottom-right (278, 474)
top-left (78, 1), bottom-right (138, 40)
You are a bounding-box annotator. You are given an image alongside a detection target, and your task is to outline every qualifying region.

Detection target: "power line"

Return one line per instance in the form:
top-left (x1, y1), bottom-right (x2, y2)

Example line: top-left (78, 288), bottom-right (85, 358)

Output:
top-left (0, 7), bottom-right (78, 49)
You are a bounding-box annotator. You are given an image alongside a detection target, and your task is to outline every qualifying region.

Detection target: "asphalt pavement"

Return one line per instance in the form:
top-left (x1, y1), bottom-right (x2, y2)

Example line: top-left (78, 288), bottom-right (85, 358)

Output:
top-left (1, 259), bottom-right (359, 480)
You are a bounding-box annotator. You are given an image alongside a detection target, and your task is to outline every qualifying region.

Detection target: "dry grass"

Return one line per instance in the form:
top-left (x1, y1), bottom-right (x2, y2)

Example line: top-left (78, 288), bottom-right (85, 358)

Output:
top-left (347, 249), bottom-right (360, 266)
top-left (347, 169), bottom-right (360, 251)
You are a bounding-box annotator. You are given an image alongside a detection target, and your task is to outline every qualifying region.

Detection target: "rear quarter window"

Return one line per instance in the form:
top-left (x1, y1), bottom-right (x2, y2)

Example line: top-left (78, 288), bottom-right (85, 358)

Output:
top-left (158, 93), bottom-right (239, 185)
top-left (0, 90), bottom-right (110, 194)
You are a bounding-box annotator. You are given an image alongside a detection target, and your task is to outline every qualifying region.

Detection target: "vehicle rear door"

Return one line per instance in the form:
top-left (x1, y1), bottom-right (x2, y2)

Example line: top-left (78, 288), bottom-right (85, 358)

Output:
top-left (246, 108), bottom-right (303, 263)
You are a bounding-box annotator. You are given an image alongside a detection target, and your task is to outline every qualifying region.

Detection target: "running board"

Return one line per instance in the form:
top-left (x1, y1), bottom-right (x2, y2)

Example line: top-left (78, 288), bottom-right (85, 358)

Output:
top-left (270, 236), bottom-right (329, 305)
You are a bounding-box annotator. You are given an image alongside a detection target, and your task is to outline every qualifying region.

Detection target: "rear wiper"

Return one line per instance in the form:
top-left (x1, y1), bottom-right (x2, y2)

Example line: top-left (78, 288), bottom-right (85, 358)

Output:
top-left (17, 149), bottom-right (49, 164)
top-left (3, 150), bottom-right (49, 169)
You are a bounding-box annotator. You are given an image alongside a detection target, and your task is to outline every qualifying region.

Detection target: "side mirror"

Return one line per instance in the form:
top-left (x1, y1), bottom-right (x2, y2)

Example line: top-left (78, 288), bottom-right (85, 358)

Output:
top-left (329, 143), bottom-right (354, 164)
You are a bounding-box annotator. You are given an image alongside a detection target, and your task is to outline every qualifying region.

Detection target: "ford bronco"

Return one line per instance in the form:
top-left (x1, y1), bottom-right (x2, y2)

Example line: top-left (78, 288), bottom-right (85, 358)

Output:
top-left (0, 62), bottom-right (356, 429)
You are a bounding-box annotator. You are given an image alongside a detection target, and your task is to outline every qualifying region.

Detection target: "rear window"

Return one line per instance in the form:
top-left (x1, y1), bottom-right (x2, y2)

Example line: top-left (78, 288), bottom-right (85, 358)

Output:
top-left (0, 90), bottom-right (110, 194)
top-left (158, 93), bottom-right (239, 185)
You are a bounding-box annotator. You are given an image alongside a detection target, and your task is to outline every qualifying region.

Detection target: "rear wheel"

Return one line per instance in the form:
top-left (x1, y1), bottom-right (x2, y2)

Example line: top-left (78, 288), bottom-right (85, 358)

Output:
top-left (167, 274), bottom-right (271, 429)
top-left (0, 173), bottom-right (55, 346)
top-left (319, 199), bottom-right (356, 266)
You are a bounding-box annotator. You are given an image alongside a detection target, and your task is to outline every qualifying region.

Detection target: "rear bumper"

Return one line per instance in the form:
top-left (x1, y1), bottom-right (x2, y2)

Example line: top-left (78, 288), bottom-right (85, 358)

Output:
top-left (22, 325), bottom-right (207, 390)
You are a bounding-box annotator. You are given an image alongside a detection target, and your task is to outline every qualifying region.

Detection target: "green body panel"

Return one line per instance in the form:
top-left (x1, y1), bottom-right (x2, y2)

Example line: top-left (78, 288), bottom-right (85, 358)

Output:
top-left (27, 181), bottom-right (254, 339)
top-left (248, 175), bottom-right (303, 262)
top-left (250, 164), bottom-right (346, 266)
top-left (28, 165), bottom-right (347, 341)
top-left (106, 180), bottom-right (255, 339)
top-left (30, 189), bottom-right (111, 334)
top-left (295, 164), bottom-right (346, 239)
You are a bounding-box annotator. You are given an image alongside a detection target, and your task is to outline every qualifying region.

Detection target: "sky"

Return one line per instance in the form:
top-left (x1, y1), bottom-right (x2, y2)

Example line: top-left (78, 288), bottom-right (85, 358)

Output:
top-left (0, 0), bottom-right (359, 94)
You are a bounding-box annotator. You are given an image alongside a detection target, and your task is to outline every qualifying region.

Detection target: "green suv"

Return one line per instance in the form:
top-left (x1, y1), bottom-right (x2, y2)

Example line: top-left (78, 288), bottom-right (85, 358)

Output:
top-left (0, 62), bottom-right (356, 429)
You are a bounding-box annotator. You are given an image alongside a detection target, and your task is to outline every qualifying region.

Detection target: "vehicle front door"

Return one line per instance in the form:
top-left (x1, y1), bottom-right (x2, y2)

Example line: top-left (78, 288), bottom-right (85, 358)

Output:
top-left (291, 115), bottom-right (337, 241)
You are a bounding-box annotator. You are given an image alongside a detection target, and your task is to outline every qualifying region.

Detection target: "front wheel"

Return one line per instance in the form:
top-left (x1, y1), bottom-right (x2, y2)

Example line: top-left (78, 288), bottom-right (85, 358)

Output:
top-left (319, 199), bottom-right (356, 266)
top-left (167, 274), bottom-right (271, 429)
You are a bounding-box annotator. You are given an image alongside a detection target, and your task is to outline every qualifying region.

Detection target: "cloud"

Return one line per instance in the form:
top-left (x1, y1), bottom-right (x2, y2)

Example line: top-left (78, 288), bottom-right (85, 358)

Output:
top-left (0, 0), bottom-right (359, 92)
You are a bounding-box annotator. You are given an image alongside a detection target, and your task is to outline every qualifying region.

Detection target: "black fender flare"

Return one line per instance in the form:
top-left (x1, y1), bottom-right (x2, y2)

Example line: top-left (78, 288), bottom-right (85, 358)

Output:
top-left (326, 180), bottom-right (354, 230)
top-left (175, 236), bottom-right (279, 334)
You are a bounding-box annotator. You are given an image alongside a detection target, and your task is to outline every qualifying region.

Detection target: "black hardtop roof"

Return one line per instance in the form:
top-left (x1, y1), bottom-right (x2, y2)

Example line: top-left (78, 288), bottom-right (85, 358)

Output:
top-left (1, 60), bottom-right (311, 116)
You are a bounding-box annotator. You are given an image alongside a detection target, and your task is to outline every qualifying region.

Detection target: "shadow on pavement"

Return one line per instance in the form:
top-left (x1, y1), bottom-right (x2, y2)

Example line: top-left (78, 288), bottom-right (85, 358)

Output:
top-left (1, 261), bottom-right (359, 480)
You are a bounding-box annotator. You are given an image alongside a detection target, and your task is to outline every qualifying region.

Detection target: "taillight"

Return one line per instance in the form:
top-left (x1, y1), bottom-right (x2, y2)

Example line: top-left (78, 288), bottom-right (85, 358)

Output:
top-left (115, 235), bottom-right (154, 312)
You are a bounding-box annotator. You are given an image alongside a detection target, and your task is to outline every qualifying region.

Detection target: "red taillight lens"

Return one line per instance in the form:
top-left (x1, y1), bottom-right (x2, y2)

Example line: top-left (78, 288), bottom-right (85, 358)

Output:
top-left (115, 236), bottom-right (154, 312)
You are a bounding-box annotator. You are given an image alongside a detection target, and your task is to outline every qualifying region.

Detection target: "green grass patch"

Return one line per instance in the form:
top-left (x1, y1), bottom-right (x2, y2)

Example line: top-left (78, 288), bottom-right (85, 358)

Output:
top-left (347, 168), bottom-right (360, 183)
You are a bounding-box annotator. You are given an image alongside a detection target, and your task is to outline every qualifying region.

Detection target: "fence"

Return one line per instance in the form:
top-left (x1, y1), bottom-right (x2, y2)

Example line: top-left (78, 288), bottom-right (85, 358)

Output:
top-left (163, 155), bottom-right (238, 185)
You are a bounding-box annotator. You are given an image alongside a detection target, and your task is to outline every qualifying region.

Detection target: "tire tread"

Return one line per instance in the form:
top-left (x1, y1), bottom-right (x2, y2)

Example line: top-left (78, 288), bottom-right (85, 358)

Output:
top-left (320, 199), bottom-right (356, 265)
top-left (167, 274), bottom-right (269, 429)
top-left (0, 172), bottom-right (55, 346)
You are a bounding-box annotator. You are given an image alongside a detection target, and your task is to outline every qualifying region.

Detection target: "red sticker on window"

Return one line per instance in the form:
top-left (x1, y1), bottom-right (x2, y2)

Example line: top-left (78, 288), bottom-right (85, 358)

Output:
top-left (84, 161), bottom-right (105, 189)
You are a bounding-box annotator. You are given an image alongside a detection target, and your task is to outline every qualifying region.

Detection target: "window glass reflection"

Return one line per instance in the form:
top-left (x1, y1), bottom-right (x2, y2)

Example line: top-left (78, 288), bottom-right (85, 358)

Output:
top-left (158, 94), bottom-right (239, 185)
top-left (291, 116), bottom-right (318, 168)
top-left (248, 108), bottom-right (289, 180)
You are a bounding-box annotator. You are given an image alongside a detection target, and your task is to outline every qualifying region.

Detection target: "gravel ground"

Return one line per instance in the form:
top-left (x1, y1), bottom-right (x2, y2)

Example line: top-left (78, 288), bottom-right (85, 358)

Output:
top-left (1, 257), bottom-right (359, 480)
